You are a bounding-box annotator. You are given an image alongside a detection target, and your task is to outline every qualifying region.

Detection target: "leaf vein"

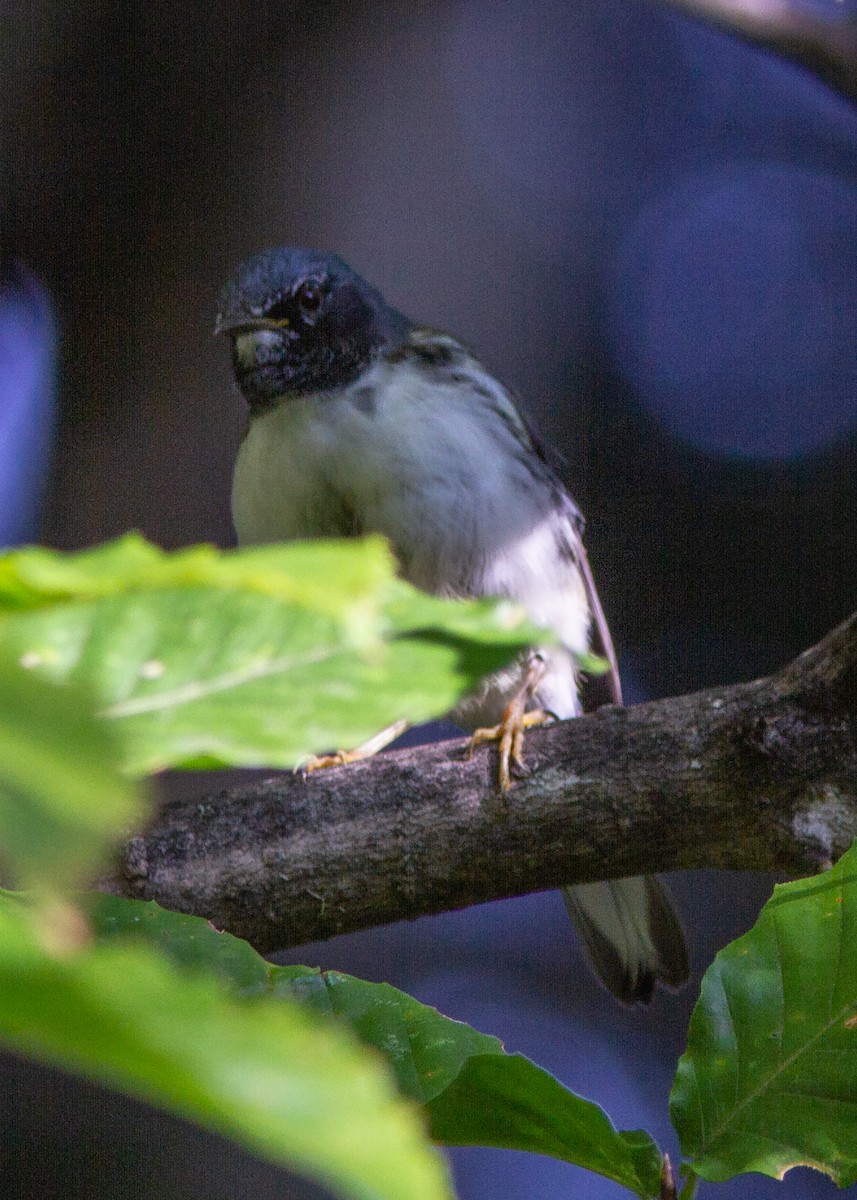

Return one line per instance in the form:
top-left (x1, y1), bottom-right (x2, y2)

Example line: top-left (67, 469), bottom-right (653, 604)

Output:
top-left (100, 643), bottom-right (347, 717)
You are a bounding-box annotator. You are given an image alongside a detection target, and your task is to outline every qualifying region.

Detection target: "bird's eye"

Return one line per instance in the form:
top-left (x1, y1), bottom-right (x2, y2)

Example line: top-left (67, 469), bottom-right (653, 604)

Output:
top-left (296, 279), bottom-right (324, 316)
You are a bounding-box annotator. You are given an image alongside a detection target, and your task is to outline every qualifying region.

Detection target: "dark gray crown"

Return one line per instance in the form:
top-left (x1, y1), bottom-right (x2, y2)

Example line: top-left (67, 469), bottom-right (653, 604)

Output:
top-left (216, 247), bottom-right (387, 330)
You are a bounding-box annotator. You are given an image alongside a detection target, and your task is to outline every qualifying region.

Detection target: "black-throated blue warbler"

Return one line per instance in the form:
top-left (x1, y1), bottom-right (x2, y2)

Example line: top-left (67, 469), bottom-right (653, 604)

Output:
top-left (216, 246), bottom-right (688, 1004)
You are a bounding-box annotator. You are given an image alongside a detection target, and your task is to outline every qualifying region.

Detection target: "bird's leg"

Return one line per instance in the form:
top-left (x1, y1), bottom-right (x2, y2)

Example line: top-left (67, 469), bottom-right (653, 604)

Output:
top-left (467, 657), bottom-right (553, 792)
top-left (297, 718), bottom-right (410, 775)
top-left (468, 707), bottom-right (552, 791)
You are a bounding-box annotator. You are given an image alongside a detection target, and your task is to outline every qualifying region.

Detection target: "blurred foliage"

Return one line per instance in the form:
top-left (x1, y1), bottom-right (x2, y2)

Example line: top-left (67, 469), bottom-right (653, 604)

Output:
top-left (0, 535), bottom-right (854, 1198)
top-left (0, 535), bottom-right (543, 775)
top-left (0, 651), bottom-right (143, 893)
top-left (0, 889), bottom-right (451, 1200)
top-left (89, 893), bottom-right (664, 1198)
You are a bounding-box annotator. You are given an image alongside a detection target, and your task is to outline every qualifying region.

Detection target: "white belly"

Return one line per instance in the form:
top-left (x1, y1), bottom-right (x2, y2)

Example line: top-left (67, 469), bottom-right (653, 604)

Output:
top-left (231, 361), bottom-right (514, 588)
top-left (231, 360), bottom-right (591, 721)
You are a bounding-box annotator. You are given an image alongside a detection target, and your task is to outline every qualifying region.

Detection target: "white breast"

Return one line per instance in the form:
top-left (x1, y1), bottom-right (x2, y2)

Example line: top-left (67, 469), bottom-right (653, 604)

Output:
top-left (231, 353), bottom-right (591, 720)
top-left (232, 355), bottom-right (536, 574)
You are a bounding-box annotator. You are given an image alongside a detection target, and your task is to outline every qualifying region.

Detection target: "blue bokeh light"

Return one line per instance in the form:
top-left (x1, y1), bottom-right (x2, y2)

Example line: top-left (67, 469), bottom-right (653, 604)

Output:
top-left (0, 264), bottom-right (57, 544)
top-left (607, 164), bottom-right (857, 458)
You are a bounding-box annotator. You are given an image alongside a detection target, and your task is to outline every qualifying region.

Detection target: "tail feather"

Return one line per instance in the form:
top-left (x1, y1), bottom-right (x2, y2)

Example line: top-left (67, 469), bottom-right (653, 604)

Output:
top-left (562, 875), bottom-right (689, 1005)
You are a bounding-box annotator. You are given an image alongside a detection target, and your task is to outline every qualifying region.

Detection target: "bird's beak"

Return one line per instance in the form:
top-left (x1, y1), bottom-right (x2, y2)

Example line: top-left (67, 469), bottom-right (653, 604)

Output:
top-left (214, 314), bottom-right (291, 337)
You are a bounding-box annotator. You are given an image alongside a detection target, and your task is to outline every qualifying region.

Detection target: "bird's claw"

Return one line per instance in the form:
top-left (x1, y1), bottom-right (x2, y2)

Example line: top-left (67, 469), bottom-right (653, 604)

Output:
top-left (467, 707), bottom-right (551, 792)
top-left (294, 719), bottom-right (411, 779)
top-left (295, 750), bottom-right (351, 777)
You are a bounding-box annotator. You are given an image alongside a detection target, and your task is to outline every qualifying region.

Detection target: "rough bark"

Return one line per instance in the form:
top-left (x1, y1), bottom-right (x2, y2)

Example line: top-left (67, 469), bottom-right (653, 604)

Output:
top-left (102, 613), bottom-right (857, 955)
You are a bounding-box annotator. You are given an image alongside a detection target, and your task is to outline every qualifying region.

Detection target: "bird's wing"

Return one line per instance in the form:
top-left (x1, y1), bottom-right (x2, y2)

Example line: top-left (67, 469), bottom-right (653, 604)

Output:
top-left (513, 403), bottom-right (623, 710)
top-left (574, 531), bottom-right (623, 708)
top-left (543, 486), bottom-right (622, 712)
top-left (384, 326), bottom-right (623, 711)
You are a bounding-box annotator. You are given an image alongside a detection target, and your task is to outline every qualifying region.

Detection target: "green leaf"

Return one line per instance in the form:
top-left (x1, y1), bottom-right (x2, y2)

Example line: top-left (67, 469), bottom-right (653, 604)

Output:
top-left (0, 648), bottom-right (144, 891)
top-left (0, 537), bottom-right (540, 775)
top-left (671, 841), bottom-right (857, 1187)
top-left (0, 533), bottom-right (394, 626)
top-left (381, 578), bottom-right (540, 648)
top-left (575, 650), bottom-right (611, 677)
top-left (427, 1054), bottom-right (661, 1198)
top-left (87, 894), bottom-right (663, 1197)
top-left (0, 893), bottom-right (451, 1200)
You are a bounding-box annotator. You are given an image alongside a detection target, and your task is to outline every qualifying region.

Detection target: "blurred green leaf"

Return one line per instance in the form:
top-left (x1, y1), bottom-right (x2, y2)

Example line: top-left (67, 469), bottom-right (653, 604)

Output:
top-left (88, 894), bottom-right (663, 1197)
top-left (381, 578), bottom-right (540, 647)
top-left (671, 841), bottom-right (857, 1188)
top-left (0, 893), bottom-right (451, 1200)
top-left (0, 537), bottom-right (541, 775)
top-left (0, 648), bottom-right (144, 891)
top-left (0, 533), bottom-right (393, 625)
top-left (575, 650), bottom-right (611, 677)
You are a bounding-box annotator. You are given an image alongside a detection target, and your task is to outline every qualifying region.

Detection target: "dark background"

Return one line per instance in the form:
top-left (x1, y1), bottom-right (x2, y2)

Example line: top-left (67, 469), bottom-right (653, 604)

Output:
top-left (3, 0), bottom-right (857, 1196)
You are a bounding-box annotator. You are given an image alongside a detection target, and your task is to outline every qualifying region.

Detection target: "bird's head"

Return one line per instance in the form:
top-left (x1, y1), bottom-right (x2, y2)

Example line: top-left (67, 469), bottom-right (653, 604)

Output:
top-left (215, 247), bottom-right (407, 412)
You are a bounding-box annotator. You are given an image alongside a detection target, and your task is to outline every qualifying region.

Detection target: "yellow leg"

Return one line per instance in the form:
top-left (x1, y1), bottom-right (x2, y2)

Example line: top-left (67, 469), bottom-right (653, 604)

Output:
top-left (466, 657), bottom-right (553, 791)
top-left (468, 708), bottom-right (552, 791)
top-left (298, 718), bottom-right (410, 775)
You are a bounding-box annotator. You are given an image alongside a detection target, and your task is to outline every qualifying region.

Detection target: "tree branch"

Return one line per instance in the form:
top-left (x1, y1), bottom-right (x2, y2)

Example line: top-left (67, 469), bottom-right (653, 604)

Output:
top-left (102, 613), bottom-right (857, 954)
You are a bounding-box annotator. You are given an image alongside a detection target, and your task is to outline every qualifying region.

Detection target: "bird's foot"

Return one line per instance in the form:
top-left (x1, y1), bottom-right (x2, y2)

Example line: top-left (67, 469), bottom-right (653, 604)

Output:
top-left (298, 750), bottom-right (354, 774)
top-left (296, 719), bottom-right (410, 777)
top-left (467, 706), bottom-right (553, 792)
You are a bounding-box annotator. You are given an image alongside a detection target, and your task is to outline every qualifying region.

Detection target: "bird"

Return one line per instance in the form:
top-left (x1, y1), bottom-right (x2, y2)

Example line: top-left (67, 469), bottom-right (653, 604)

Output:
top-left (215, 245), bottom-right (689, 1004)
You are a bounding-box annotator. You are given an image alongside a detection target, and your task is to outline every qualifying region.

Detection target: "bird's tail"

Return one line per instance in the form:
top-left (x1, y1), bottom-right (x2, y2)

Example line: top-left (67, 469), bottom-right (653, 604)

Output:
top-left (561, 875), bottom-right (689, 1005)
